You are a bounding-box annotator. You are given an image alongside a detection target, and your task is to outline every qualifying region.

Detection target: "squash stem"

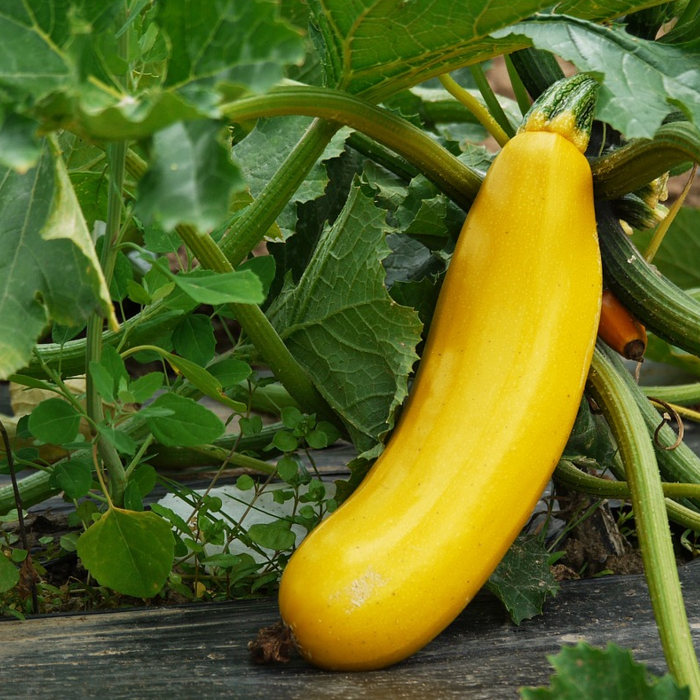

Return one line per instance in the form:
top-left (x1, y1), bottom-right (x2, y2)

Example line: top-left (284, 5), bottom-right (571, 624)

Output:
top-left (468, 63), bottom-right (516, 138)
top-left (220, 118), bottom-right (340, 266)
top-left (438, 74), bottom-right (510, 146)
top-left (588, 344), bottom-right (700, 697)
top-left (642, 382), bottom-right (700, 407)
top-left (219, 86), bottom-right (482, 211)
top-left (504, 55), bottom-right (532, 116)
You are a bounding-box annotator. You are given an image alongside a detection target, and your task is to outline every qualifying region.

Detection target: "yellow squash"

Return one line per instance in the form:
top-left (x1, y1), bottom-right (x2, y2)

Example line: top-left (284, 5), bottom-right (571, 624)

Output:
top-left (278, 82), bottom-right (602, 671)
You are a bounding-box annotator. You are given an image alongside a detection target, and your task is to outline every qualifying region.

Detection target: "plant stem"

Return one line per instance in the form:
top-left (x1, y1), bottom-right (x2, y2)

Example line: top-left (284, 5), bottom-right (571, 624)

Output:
top-left (644, 164), bottom-right (696, 262)
top-left (677, 0), bottom-right (700, 27)
top-left (588, 344), bottom-right (700, 696)
top-left (591, 121), bottom-right (700, 200)
top-left (219, 86), bottom-right (482, 211)
top-left (555, 460), bottom-right (700, 531)
top-left (642, 382), bottom-right (700, 406)
top-left (85, 139), bottom-right (129, 506)
top-left (0, 420), bottom-right (39, 612)
top-left (439, 74), bottom-right (509, 146)
top-left (172, 212), bottom-right (342, 431)
top-left (468, 63), bottom-right (516, 138)
top-left (504, 55), bottom-right (532, 116)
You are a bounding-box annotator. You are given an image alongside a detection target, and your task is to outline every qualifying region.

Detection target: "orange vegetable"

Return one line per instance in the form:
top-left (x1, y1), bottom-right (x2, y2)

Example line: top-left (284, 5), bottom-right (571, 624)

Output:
top-left (598, 289), bottom-right (647, 361)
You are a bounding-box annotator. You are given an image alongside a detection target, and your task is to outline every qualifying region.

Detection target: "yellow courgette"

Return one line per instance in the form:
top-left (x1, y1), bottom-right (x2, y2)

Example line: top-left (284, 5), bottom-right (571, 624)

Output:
top-left (278, 76), bottom-right (602, 671)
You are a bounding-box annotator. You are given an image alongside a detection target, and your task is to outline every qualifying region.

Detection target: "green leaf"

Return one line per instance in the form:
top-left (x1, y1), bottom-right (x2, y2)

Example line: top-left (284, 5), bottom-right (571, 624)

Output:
top-left (144, 393), bottom-right (225, 447)
top-left (76, 507), bottom-right (175, 598)
top-left (520, 642), bottom-right (690, 699)
top-left (158, 350), bottom-right (246, 412)
top-left (172, 314), bottom-right (216, 367)
top-left (247, 520), bottom-right (296, 551)
top-left (135, 120), bottom-right (245, 232)
top-left (268, 181), bottom-right (422, 452)
top-left (485, 535), bottom-right (560, 625)
top-left (28, 398), bottom-right (82, 445)
top-left (157, 0), bottom-right (304, 95)
top-left (131, 464), bottom-right (157, 498)
top-left (128, 372), bottom-right (165, 404)
top-left (174, 268), bottom-right (264, 305)
top-left (308, 0), bottom-right (556, 99)
top-left (0, 3), bottom-right (72, 107)
top-left (493, 16), bottom-right (700, 139)
top-left (0, 114), bottom-right (42, 172)
top-left (0, 554), bottom-right (19, 593)
top-left (0, 139), bottom-right (115, 379)
top-left (89, 361), bottom-right (117, 405)
top-left (207, 358), bottom-right (252, 389)
top-left (49, 458), bottom-right (93, 500)
top-left (96, 424), bottom-right (138, 456)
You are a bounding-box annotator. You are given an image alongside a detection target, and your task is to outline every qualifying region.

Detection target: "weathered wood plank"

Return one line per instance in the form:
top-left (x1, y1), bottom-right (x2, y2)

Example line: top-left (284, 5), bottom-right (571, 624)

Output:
top-left (1, 559), bottom-right (699, 699)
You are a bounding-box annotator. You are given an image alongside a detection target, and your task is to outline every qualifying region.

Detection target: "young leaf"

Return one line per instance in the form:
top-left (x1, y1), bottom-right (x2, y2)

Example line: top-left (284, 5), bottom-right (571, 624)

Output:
top-left (485, 535), bottom-right (560, 625)
top-left (520, 642), bottom-right (690, 699)
top-left (96, 424), bottom-right (138, 456)
top-left (173, 269), bottom-right (264, 306)
top-left (207, 358), bottom-right (252, 389)
top-left (267, 181), bottom-right (422, 452)
top-left (0, 554), bottom-right (19, 593)
top-left (76, 507), bottom-right (175, 598)
top-left (172, 314), bottom-right (216, 367)
top-left (247, 521), bottom-right (296, 551)
top-left (144, 393), bottom-right (225, 447)
top-left (49, 458), bottom-right (93, 500)
top-left (27, 399), bottom-right (82, 445)
top-left (127, 372), bottom-right (165, 404)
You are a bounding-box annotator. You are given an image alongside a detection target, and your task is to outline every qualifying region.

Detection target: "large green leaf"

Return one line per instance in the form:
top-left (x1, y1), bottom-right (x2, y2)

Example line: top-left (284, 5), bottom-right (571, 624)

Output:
top-left (0, 1), bottom-right (72, 106)
top-left (521, 642), bottom-right (689, 699)
top-left (0, 139), bottom-right (115, 379)
top-left (76, 507), bottom-right (175, 598)
top-left (494, 15), bottom-right (700, 139)
top-left (309, 0), bottom-right (558, 99)
top-left (157, 0), bottom-right (304, 95)
top-left (267, 181), bottom-right (422, 452)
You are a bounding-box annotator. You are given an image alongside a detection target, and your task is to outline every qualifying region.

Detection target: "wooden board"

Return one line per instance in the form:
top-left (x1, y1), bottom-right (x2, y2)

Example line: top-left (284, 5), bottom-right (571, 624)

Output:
top-left (1, 559), bottom-right (699, 699)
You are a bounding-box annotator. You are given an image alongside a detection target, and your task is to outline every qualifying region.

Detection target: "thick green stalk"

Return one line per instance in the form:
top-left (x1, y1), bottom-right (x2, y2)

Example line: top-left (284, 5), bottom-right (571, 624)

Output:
top-left (588, 344), bottom-right (700, 696)
top-left (220, 118), bottom-right (340, 266)
top-left (592, 121), bottom-right (700, 200)
top-left (219, 86), bottom-right (482, 211)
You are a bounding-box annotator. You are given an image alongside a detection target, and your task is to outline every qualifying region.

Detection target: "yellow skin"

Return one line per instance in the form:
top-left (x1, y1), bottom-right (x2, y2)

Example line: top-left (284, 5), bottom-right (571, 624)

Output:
top-left (278, 130), bottom-right (602, 671)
